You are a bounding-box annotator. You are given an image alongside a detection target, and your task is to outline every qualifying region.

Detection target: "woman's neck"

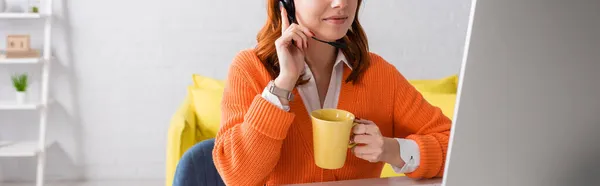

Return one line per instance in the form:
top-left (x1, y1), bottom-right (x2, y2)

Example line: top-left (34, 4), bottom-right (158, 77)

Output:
top-left (305, 39), bottom-right (338, 74)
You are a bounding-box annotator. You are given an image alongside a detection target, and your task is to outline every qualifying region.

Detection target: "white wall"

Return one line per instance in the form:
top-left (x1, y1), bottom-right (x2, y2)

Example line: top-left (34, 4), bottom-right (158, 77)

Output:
top-left (0, 0), bottom-right (471, 182)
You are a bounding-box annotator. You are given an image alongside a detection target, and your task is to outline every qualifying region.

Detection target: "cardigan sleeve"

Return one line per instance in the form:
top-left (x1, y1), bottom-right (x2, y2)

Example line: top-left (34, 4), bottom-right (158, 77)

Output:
top-left (212, 52), bottom-right (296, 186)
top-left (391, 70), bottom-right (452, 179)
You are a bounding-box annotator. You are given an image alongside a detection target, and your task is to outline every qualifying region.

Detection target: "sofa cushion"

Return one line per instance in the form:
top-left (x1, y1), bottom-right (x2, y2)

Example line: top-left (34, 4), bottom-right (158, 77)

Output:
top-left (421, 92), bottom-right (456, 119)
top-left (190, 74), bottom-right (225, 142)
top-left (408, 74), bottom-right (458, 94)
top-left (166, 85), bottom-right (200, 186)
top-left (193, 74), bottom-right (225, 88)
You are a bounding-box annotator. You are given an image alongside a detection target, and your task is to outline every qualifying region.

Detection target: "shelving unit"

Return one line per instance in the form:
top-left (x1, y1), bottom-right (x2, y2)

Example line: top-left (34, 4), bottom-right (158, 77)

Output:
top-left (0, 0), bottom-right (54, 185)
top-left (0, 13), bottom-right (48, 19)
top-left (0, 99), bottom-right (52, 110)
top-left (0, 102), bottom-right (43, 110)
top-left (0, 57), bottom-right (44, 64)
top-left (0, 141), bottom-right (42, 157)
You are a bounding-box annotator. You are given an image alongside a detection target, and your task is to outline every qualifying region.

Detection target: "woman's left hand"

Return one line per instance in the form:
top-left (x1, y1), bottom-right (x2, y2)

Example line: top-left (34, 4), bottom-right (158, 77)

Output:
top-left (351, 118), bottom-right (401, 165)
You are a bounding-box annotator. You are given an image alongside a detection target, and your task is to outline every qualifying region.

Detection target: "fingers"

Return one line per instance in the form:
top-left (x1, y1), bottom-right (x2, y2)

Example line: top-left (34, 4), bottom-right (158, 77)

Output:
top-left (353, 146), bottom-right (383, 156)
top-left (355, 118), bottom-right (375, 125)
top-left (351, 135), bottom-right (384, 163)
top-left (294, 25), bottom-right (314, 48)
top-left (279, 2), bottom-right (314, 39)
top-left (352, 123), bottom-right (381, 136)
top-left (297, 26), bottom-right (315, 38)
top-left (282, 24), bottom-right (313, 50)
top-left (352, 146), bottom-right (382, 163)
top-left (352, 124), bottom-right (367, 134)
top-left (352, 134), bottom-right (384, 158)
top-left (289, 33), bottom-right (304, 50)
top-left (352, 134), bottom-right (382, 145)
top-left (279, 1), bottom-right (314, 50)
top-left (284, 25), bottom-right (304, 50)
top-left (350, 118), bottom-right (385, 163)
top-left (291, 30), bottom-right (307, 49)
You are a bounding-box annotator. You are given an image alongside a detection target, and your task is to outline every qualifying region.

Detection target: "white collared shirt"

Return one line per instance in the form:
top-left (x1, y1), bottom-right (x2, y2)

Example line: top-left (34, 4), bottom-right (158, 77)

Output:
top-left (261, 49), bottom-right (420, 174)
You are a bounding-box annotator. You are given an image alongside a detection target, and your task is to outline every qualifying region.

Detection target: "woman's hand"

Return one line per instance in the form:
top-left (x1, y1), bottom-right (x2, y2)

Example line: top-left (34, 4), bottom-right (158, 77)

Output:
top-left (274, 4), bottom-right (315, 91)
top-left (352, 118), bottom-right (405, 167)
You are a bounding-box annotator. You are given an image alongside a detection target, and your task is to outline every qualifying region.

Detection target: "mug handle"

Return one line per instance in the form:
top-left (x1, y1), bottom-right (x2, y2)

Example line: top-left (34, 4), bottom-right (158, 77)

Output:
top-left (348, 122), bottom-right (358, 148)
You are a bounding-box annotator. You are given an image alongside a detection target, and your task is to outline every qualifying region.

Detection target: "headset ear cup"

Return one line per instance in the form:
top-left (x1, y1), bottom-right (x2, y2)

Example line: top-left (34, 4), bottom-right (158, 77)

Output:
top-left (279, 0), bottom-right (296, 24)
top-left (289, 0), bottom-right (297, 24)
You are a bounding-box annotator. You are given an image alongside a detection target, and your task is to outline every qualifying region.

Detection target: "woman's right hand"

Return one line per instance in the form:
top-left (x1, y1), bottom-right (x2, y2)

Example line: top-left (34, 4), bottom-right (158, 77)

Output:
top-left (274, 4), bottom-right (315, 91)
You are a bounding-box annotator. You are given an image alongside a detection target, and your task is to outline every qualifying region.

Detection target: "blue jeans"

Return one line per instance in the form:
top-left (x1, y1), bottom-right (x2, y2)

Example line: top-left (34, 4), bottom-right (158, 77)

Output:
top-left (173, 138), bottom-right (226, 186)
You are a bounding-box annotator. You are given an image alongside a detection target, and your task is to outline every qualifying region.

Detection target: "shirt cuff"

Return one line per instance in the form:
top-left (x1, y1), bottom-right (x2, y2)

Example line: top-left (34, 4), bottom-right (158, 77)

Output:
top-left (391, 138), bottom-right (421, 173)
top-left (261, 87), bottom-right (290, 112)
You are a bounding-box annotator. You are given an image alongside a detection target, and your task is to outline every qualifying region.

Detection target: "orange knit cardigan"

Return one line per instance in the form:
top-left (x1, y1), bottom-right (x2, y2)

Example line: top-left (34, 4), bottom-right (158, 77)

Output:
top-left (213, 49), bottom-right (452, 186)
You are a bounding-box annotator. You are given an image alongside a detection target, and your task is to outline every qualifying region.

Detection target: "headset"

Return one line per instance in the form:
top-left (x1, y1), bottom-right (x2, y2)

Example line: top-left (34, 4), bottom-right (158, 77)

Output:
top-left (279, 0), bottom-right (348, 48)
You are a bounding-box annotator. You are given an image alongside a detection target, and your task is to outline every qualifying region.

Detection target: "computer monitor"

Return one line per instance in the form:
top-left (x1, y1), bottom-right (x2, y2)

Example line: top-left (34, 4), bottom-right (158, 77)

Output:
top-left (442, 0), bottom-right (600, 186)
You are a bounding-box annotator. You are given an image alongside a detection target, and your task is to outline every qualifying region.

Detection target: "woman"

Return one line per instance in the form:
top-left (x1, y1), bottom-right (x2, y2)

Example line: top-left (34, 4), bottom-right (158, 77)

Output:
top-left (213, 0), bottom-right (451, 185)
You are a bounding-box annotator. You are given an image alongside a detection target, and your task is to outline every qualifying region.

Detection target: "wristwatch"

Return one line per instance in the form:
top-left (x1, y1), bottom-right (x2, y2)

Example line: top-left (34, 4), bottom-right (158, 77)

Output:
top-left (268, 80), bottom-right (294, 101)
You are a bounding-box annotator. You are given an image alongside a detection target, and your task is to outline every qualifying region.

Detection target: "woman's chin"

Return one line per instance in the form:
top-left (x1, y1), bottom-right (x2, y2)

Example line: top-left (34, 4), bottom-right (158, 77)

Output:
top-left (318, 33), bottom-right (347, 42)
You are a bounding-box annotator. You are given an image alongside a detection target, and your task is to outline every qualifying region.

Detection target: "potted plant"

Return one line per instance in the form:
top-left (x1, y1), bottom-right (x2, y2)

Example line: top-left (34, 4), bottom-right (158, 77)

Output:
top-left (11, 73), bottom-right (28, 104)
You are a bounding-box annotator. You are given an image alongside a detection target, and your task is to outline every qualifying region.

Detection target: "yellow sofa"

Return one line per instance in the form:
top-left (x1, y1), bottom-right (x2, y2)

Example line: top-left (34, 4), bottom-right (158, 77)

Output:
top-left (165, 74), bottom-right (458, 186)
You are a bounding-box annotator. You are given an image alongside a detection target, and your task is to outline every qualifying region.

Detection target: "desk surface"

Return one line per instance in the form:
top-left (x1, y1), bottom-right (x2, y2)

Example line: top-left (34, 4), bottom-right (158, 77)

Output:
top-left (283, 177), bottom-right (442, 186)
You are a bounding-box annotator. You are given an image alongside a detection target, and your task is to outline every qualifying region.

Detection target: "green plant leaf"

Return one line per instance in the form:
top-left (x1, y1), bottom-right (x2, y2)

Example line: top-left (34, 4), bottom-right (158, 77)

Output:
top-left (11, 73), bottom-right (28, 92)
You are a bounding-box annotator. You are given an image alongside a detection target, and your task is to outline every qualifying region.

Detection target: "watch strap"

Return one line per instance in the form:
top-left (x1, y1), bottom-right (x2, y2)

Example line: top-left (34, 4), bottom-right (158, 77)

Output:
top-left (268, 81), bottom-right (294, 101)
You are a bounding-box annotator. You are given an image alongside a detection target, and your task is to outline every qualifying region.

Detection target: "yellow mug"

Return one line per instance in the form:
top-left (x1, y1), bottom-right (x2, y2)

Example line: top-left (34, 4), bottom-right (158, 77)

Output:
top-left (310, 108), bottom-right (358, 169)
